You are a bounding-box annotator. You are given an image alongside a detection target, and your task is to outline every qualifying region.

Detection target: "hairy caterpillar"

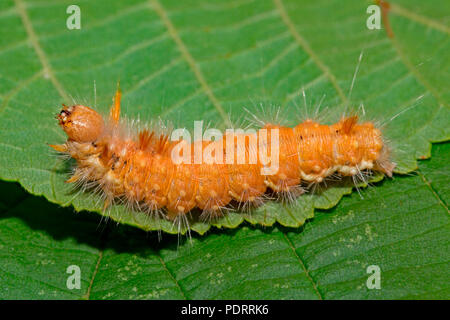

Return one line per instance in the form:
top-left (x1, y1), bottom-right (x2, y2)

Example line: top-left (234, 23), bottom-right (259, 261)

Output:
top-left (50, 86), bottom-right (395, 225)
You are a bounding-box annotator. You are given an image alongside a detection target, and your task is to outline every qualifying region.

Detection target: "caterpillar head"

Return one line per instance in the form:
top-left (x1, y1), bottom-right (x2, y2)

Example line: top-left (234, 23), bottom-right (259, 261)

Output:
top-left (57, 104), bottom-right (104, 143)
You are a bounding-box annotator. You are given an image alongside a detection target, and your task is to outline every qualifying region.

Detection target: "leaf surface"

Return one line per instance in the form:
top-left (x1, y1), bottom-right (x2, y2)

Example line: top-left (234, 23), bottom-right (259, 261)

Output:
top-left (0, 0), bottom-right (449, 233)
top-left (0, 142), bottom-right (448, 299)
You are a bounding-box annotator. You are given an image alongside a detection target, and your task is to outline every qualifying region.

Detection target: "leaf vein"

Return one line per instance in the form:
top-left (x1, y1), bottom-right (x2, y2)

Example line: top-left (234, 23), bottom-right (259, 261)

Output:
top-left (150, 0), bottom-right (231, 126)
top-left (282, 233), bottom-right (323, 299)
top-left (13, 0), bottom-right (69, 102)
top-left (273, 0), bottom-right (348, 104)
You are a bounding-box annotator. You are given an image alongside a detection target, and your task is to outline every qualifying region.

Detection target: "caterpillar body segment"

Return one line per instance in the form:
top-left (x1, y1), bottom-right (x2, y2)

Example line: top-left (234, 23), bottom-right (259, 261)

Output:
top-left (51, 88), bottom-right (395, 221)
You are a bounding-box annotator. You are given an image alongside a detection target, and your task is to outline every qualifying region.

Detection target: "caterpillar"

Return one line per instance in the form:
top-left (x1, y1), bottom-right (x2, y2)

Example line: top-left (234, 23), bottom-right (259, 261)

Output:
top-left (50, 86), bottom-right (395, 225)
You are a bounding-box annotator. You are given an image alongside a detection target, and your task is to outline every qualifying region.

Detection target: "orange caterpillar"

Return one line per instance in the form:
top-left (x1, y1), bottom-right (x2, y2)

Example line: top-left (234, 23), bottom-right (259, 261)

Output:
top-left (50, 87), bottom-right (395, 222)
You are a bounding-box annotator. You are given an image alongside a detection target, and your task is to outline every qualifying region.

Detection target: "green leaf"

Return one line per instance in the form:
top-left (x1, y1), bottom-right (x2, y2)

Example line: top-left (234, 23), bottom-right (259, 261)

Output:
top-left (0, 0), bottom-right (449, 234)
top-left (0, 142), bottom-right (448, 299)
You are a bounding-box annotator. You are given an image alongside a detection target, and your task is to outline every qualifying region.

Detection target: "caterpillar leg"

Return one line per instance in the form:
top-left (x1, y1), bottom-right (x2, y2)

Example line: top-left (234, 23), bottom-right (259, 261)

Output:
top-left (109, 82), bottom-right (122, 124)
top-left (103, 198), bottom-right (112, 210)
top-left (65, 173), bottom-right (81, 183)
top-left (48, 143), bottom-right (67, 152)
